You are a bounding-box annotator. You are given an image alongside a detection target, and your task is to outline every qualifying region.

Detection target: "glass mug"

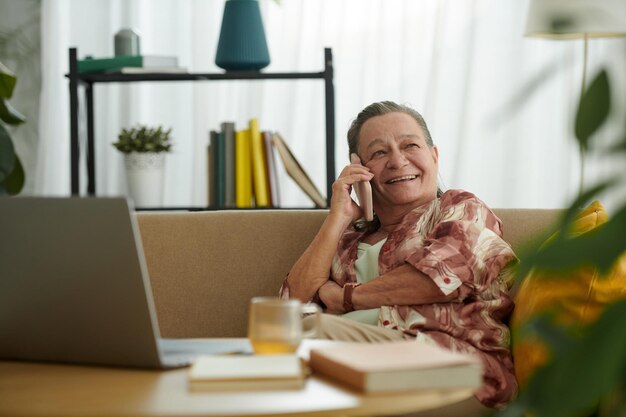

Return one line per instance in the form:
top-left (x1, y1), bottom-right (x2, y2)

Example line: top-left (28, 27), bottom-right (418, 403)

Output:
top-left (247, 297), bottom-right (321, 355)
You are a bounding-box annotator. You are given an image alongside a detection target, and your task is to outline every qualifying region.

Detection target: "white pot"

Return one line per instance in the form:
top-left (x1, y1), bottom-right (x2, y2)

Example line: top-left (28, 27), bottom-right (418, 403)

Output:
top-left (124, 152), bottom-right (165, 207)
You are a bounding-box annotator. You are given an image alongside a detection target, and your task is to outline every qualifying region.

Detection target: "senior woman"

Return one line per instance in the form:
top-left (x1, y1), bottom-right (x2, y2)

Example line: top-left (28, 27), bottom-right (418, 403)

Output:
top-left (279, 101), bottom-right (518, 410)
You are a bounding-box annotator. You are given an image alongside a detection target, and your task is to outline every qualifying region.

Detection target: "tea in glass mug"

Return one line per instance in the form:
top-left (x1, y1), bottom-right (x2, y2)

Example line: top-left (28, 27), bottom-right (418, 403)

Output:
top-left (247, 297), bottom-right (320, 355)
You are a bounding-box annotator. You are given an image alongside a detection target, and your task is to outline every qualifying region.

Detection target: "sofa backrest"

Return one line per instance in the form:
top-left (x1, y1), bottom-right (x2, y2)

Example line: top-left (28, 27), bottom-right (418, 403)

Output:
top-left (136, 208), bottom-right (562, 338)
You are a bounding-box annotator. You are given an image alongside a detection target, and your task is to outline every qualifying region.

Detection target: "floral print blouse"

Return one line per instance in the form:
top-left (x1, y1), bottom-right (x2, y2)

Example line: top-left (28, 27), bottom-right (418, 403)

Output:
top-left (282, 189), bottom-right (518, 408)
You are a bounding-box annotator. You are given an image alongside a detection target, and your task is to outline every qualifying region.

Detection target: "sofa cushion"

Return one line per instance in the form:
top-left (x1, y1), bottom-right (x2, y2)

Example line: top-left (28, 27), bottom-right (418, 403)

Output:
top-left (510, 201), bottom-right (626, 387)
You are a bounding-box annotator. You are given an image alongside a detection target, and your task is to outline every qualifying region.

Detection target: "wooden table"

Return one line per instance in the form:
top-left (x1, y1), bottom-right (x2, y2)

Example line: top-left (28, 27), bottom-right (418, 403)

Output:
top-left (0, 340), bottom-right (476, 417)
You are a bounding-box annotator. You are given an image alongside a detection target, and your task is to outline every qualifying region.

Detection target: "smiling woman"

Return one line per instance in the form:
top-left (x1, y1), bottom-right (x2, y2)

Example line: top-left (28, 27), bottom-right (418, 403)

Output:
top-left (280, 101), bottom-right (519, 412)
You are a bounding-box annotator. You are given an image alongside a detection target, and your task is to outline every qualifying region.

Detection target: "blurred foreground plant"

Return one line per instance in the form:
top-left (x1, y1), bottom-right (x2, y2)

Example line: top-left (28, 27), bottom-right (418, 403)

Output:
top-left (496, 68), bottom-right (626, 417)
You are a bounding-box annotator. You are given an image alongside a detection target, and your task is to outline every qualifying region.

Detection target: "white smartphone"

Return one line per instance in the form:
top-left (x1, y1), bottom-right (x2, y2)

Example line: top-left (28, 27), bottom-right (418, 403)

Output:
top-left (350, 154), bottom-right (374, 221)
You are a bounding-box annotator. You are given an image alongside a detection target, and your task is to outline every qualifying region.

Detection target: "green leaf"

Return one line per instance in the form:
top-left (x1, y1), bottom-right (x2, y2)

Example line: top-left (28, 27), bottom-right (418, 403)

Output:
top-left (0, 98), bottom-right (26, 125)
top-left (575, 70), bottom-right (610, 150)
top-left (517, 300), bottom-right (626, 417)
top-left (1, 154), bottom-right (24, 195)
top-left (0, 123), bottom-right (16, 182)
top-left (0, 62), bottom-right (17, 99)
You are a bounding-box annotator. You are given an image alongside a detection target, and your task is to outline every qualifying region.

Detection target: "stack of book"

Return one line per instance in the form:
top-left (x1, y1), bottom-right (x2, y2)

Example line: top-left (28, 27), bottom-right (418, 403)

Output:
top-left (77, 55), bottom-right (185, 74)
top-left (208, 119), bottom-right (326, 209)
top-left (187, 340), bottom-right (483, 394)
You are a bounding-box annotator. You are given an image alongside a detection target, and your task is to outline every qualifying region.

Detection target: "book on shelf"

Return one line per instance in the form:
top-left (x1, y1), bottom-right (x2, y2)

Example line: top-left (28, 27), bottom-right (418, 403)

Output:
top-left (235, 129), bottom-right (253, 208)
top-left (107, 67), bottom-right (187, 74)
top-left (77, 55), bottom-right (179, 73)
top-left (221, 122), bottom-right (237, 208)
top-left (271, 133), bottom-right (326, 208)
top-left (207, 141), bottom-right (212, 207)
top-left (188, 354), bottom-right (305, 392)
top-left (308, 340), bottom-right (483, 393)
top-left (209, 130), bottom-right (226, 208)
top-left (263, 131), bottom-right (280, 207)
top-left (249, 118), bottom-right (271, 207)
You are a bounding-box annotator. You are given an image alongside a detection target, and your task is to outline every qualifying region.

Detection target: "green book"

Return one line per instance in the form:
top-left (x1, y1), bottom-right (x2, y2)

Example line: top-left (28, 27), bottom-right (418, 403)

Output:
top-left (77, 55), bottom-right (179, 73)
top-left (210, 130), bottom-right (226, 209)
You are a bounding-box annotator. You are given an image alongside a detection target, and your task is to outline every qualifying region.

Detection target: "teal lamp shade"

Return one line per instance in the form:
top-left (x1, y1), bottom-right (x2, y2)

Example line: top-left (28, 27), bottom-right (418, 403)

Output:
top-left (215, 0), bottom-right (271, 71)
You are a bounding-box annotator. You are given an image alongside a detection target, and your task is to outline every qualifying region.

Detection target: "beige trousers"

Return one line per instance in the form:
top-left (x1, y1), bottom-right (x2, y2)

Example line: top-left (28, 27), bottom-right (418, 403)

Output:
top-left (307, 313), bottom-right (490, 417)
top-left (310, 313), bottom-right (407, 342)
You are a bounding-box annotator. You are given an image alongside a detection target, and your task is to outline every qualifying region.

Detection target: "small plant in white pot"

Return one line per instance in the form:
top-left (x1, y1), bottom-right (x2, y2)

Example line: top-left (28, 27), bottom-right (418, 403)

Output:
top-left (113, 125), bottom-right (172, 207)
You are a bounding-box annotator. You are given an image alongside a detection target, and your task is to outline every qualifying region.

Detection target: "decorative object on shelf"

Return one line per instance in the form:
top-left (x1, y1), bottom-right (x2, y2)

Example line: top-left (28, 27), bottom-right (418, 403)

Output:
top-left (112, 125), bottom-right (172, 207)
top-left (114, 28), bottom-right (141, 56)
top-left (525, 0), bottom-right (626, 196)
top-left (215, 0), bottom-right (270, 71)
top-left (0, 61), bottom-right (26, 196)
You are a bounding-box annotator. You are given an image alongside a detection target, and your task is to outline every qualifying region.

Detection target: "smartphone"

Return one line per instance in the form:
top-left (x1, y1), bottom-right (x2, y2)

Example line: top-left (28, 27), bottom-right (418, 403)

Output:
top-left (350, 154), bottom-right (374, 221)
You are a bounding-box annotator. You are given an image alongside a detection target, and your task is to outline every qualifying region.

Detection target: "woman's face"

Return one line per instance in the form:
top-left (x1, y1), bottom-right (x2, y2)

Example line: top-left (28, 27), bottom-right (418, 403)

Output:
top-left (357, 112), bottom-right (439, 211)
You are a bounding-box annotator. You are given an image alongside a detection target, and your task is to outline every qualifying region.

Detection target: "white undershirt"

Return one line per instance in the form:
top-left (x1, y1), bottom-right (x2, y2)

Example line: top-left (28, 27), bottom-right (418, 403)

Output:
top-left (342, 238), bottom-right (387, 325)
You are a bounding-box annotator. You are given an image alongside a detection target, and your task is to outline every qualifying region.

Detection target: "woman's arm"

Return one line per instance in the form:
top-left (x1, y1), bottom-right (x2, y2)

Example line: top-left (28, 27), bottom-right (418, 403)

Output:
top-left (283, 162), bottom-right (374, 303)
top-left (320, 191), bottom-right (514, 312)
top-left (284, 214), bottom-right (349, 303)
top-left (319, 264), bottom-right (459, 313)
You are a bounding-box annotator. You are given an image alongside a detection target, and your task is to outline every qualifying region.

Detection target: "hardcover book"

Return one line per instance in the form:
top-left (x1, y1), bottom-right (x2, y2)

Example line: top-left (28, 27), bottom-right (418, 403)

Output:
top-left (209, 130), bottom-right (226, 208)
top-left (249, 118), bottom-right (270, 207)
top-left (271, 133), bottom-right (326, 208)
top-left (77, 55), bottom-right (179, 73)
top-left (221, 122), bottom-right (236, 208)
top-left (235, 129), bottom-right (253, 208)
top-left (308, 340), bottom-right (482, 393)
top-left (107, 67), bottom-right (187, 74)
top-left (188, 354), bottom-right (305, 392)
top-left (264, 131), bottom-right (280, 207)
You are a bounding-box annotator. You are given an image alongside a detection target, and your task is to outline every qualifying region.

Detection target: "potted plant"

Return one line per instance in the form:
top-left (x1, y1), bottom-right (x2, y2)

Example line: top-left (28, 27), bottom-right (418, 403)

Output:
top-left (112, 125), bottom-right (172, 207)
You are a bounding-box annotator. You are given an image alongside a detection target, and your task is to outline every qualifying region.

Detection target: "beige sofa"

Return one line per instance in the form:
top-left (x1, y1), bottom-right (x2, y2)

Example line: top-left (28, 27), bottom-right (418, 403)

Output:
top-left (136, 209), bottom-right (562, 339)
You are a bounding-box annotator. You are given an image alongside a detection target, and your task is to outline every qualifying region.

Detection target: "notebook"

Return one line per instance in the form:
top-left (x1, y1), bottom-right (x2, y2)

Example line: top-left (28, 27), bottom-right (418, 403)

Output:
top-left (0, 197), bottom-right (252, 368)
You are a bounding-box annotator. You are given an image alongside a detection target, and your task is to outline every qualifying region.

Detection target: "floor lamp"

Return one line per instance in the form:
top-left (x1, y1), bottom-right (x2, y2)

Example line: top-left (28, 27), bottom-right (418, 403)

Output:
top-left (524, 0), bottom-right (626, 196)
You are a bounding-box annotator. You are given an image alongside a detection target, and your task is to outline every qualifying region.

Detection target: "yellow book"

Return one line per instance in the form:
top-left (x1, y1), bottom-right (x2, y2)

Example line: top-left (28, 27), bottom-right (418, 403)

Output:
top-left (235, 129), bottom-right (253, 208)
top-left (249, 118), bottom-right (270, 207)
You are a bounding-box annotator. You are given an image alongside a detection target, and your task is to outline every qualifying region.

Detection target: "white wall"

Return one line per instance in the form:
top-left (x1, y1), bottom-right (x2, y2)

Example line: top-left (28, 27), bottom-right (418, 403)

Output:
top-left (7, 0), bottom-right (626, 210)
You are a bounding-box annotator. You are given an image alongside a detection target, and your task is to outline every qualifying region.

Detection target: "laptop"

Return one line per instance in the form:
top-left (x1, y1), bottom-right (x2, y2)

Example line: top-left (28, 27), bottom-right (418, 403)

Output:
top-left (0, 197), bottom-right (252, 368)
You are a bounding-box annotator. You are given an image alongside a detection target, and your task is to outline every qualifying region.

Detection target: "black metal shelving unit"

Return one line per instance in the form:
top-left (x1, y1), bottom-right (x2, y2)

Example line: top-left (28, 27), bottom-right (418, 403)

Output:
top-left (66, 47), bottom-right (335, 208)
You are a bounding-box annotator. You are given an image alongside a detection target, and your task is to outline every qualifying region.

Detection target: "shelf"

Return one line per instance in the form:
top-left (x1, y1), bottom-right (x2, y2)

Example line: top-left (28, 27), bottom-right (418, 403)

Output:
top-left (67, 71), bottom-right (328, 83)
top-left (67, 47), bottom-right (336, 207)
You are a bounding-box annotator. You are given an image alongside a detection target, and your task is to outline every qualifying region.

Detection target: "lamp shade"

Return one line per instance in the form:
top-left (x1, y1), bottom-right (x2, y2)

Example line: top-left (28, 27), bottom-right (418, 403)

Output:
top-left (525, 0), bottom-right (626, 39)
top-left (215, 0), bottom-right (270, 71)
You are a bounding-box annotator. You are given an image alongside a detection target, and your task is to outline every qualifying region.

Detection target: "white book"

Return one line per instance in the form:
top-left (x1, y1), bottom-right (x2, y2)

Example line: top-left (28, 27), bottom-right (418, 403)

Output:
top-left (309, 340), bottom-right (483, 393)
top-left (188, 354), bottom-right (305, 392)
top-left (112, 67), bottom-right (188, 74)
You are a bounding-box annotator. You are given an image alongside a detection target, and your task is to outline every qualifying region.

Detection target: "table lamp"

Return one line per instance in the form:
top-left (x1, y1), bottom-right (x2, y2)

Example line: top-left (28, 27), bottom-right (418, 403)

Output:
top-left (524, 0), bottom-right (626, 194)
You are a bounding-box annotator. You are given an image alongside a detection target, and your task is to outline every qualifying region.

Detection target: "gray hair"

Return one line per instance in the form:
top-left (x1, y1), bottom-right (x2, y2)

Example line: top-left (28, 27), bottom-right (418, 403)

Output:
top-left (347, 101), bottom-right (434, 158)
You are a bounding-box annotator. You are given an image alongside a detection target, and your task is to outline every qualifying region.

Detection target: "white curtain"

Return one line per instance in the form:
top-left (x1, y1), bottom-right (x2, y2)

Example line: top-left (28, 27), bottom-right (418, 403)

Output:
top-left (38, 0), bottom-right (626, 210)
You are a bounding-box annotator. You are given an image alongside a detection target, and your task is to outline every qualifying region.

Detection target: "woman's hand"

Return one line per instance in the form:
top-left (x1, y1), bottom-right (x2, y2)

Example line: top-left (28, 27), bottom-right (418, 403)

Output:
top-left (328, 155), bottom-right (374, 229)
top-left (318, 280), bottom-right (344, 314)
